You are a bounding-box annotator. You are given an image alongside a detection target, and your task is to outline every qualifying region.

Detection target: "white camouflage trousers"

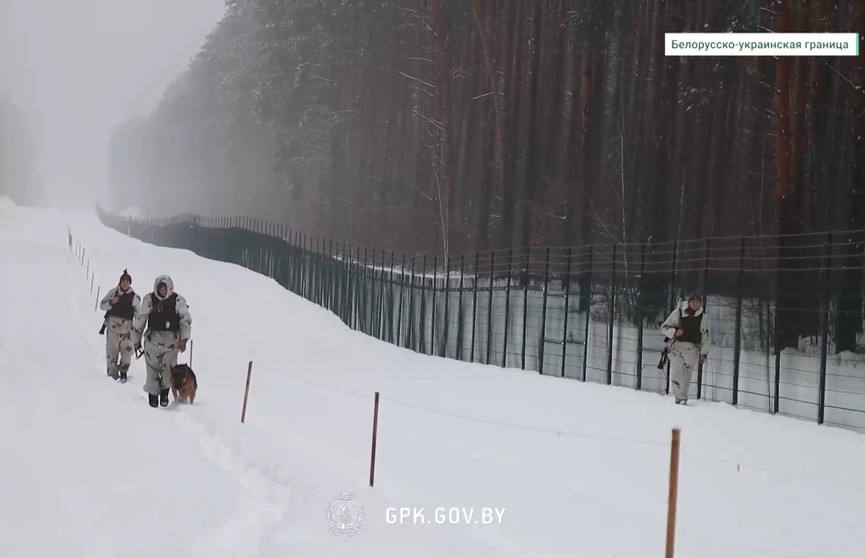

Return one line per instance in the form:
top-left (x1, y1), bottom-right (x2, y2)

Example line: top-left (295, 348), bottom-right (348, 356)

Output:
top-left (142, 330), bottom-right (178, 395)
top-left (669, 341), bottom-right (700, 401)
top-left (105, 317), bottom-right (134, 379)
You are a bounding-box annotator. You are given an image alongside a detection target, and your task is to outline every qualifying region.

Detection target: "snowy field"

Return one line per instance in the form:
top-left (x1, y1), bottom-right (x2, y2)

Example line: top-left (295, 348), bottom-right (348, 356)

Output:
top-left (2, 196), bottom-right (865, 557)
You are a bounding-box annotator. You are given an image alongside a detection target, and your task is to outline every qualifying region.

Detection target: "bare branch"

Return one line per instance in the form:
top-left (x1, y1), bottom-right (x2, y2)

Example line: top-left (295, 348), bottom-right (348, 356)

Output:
top-left (825, 61), bottom-right (865, 95)
top-left (399, 72), bottom-right (437, 91)
top-left (411, 109), bottom-right (446, 132)
top-left (409, 182), bottom-right (434, 201)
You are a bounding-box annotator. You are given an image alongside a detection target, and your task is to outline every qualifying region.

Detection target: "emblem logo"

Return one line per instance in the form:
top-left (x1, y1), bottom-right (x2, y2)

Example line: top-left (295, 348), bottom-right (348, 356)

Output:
top-left (325, 491), bottom-right (366, 541)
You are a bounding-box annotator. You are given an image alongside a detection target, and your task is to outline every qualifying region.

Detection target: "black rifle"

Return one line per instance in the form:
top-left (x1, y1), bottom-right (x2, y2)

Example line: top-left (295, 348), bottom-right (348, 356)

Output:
top-left (98, 287), bottom-right (121, 335)
top-left (657, 345), bottom-right (669, 369)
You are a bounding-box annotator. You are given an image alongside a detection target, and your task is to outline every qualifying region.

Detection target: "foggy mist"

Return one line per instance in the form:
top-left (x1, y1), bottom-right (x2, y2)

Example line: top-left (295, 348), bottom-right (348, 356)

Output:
top-left (0, 0), bottom-right (226, 208)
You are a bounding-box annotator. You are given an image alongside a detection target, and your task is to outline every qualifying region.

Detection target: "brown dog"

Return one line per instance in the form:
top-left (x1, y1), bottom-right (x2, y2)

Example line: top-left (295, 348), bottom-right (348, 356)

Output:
top-left (170, 364), bottom-right (198, 404)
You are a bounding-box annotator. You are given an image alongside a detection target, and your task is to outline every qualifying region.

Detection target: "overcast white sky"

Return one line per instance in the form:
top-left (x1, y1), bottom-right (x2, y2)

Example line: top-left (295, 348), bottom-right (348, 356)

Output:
top-left (0, 0), bottom-right (227, 207)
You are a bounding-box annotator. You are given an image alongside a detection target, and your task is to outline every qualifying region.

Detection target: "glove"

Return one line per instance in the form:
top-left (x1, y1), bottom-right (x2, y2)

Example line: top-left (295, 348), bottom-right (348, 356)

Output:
top-left (176, 339), bottom-right (188, 352)
top-left (699, 354), bottom-right (707, 365)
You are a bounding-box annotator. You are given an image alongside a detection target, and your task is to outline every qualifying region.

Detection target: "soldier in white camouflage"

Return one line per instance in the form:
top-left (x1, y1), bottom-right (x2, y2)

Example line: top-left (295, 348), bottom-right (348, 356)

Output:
top-left (132, 274), bottom-right (192, 408)
top-left (660, 293), bottom-right (711, 405)
top-left (99, 269), bottom-right (141, 382)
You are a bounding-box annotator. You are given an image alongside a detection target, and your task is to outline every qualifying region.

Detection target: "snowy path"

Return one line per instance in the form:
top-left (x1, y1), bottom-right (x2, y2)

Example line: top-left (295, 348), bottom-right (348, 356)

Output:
top-left (3, 197), bottom-right (865, 557)
top-left (0, 202), bottom-right (496, 557)
top-left (0, 204), bottom-right (275, 557)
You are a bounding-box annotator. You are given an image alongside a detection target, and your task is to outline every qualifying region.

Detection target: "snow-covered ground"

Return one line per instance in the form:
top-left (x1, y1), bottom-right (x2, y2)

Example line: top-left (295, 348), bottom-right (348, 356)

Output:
top-left (2, 196), bottom-right (865, 557)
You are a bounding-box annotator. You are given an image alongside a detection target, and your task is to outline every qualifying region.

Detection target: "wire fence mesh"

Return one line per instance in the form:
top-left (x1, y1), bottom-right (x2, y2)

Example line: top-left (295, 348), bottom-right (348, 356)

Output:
top-left (96, 206), bottom-right (865, 431)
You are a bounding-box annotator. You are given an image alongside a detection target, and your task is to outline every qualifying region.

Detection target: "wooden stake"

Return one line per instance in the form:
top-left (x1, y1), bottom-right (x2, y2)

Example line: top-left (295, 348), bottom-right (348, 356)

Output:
top-left (189, 339), bottom-right (193, 367)
top-left (240, 361), bottom-right (253, 423)
top-left (369, 391), bottom-right (380, 487)
top-left (666, 427), bottom-right (681, 558)
top-left (94, 286), bottom-right (101, 311)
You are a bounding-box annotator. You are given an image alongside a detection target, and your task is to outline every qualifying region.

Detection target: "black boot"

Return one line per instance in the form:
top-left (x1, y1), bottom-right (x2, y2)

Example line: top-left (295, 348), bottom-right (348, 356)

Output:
top-left (149, 394), bottom-right (159, 408)
top-left (159, 388), bottom-right (170, 407)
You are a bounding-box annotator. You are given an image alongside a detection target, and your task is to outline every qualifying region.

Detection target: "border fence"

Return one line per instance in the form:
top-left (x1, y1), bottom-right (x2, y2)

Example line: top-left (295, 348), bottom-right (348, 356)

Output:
top-left (95, 205), bottom-right (865, 432)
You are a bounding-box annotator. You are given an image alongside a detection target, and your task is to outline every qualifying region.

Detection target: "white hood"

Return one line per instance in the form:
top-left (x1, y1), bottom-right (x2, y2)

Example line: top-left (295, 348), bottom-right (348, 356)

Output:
top-left (152, 274), bottom-right (175, 300)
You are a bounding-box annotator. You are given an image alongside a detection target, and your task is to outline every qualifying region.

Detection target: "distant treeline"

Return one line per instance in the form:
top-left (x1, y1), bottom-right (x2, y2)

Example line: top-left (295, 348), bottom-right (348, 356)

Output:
top-left (107, 0), bottom-right (864, 256)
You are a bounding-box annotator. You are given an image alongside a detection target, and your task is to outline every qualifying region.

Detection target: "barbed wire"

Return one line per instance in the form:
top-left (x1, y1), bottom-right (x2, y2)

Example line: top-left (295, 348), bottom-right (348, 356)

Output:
top-left (253, 362), bottom-right (372, 399)
top-left (74, 223), bottom-right (865, 497)
top-left (377, 396), bottom-right (669, 447)
top-left (683, 445), bottom-right (865, 495)
top-left (247, 359), bottom-right (865, 494)
top-left (103, 209), bottom-right (865, 268)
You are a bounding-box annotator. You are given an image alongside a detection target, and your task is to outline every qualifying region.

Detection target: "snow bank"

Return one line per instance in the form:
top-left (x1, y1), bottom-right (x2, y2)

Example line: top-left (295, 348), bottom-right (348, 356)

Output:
top-left (2, 202), bottom-right (864, 557)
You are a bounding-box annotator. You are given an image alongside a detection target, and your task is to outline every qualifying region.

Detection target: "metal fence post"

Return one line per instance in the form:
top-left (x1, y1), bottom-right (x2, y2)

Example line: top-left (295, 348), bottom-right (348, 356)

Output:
top-left (337, 242), bottom-right (346, 319)
top-left (373, 250), bottom-right (381, 339)
top-left (606, 244), bottom-right (617, 385)
top-left (376, 249), bottom-right (383, 338)
top-left (818, 233), bottom-right (832, 425)
top-left (471, 252), bottom-right (479, 362)
top-left (311, 236), bottom-right (318, 304)
top-left (457, 254), bottom-right (465, 360)
top-left (636, 243), bottom-right (646, 390)
top-left (487, 250), bottom-right (495, 365)
top-left (774, 239), bottom-right (781, 414)
top-left (338, 242), bottom-right (347, 321)
top-left (365, 248), bottom-right (372, 335)
top-left (301, 233), bottom-right (308, 298)
top-left (387, 251), bottom-right (394, 343)
top-left (290, 232), bottom-right (298, 291)
top-left (539, 247), bottom-right (551, 375)
top-left (522, 249), bottom-right (530, 369)
top-left (431, 255), bottom-right (438, 353)
top-left (503, 248), bottom-right (514, 367)
top-left (349, 246), bottom-right (356, 329)
top-left (561, 247), bottom-right (572, 378)
top-left (442, 255), bottom-right (451, 358)
top-left (352, 246), bottom-right (359, 330)
top-left (310, 236), bottom-right (322, 305)
top-left (732, 237), bottom-right (746, 406)
top-left (397, 253), bottom-right (406, 347)
top-left (319, 237), bottom-right (325, 306)
top-left (370, 248), bottom-right (377, 337)
top-left (420, 255), bottom-right (428, 354)
top-left (407, 256), bottom-right (417, 350)
top-left (372, 249), bottom-right (379, 338)
top-left (697, 238), bottom-right (711, 400)
top-left (290, 230), bottom-right (297, 292)
top-left (583, 246), bottom-right (594, 382)
top-left (344, 243), bottom-right (353, 324)
top-left (329, 239), bottom-right (335, 311)
top-left (316, 236), bottom-right (322, 305)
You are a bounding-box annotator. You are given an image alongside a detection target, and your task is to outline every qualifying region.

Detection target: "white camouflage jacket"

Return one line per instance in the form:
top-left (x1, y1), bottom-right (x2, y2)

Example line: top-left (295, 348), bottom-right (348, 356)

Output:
top-left (131, 274), bottom-right (192, 345)
top-left (660, 301), bottom-right (711, 356)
